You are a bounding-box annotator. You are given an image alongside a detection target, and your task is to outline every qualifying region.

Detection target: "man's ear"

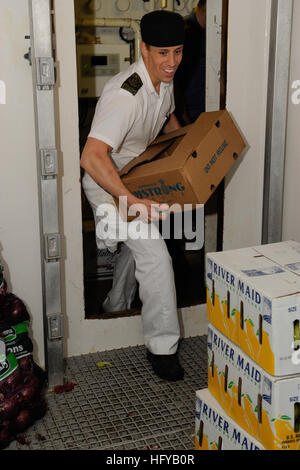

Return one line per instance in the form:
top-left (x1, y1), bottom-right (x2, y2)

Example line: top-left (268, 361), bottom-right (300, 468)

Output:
top-left (140, 41), bottom-right (148, 57)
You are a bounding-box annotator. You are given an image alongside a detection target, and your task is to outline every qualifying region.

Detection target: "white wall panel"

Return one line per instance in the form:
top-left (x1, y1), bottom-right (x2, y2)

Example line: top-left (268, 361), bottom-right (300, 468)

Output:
top-left (223, 0), bottom-right (271, 250)
top-left (282, 0), bottom-right (300, 243)
top-left (0, 2), bottom-right (44, 365)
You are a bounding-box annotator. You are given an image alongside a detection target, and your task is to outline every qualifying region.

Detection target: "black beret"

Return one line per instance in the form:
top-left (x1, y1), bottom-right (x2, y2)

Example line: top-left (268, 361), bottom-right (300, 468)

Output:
top-left (140, 10), bottom-right (185, 47)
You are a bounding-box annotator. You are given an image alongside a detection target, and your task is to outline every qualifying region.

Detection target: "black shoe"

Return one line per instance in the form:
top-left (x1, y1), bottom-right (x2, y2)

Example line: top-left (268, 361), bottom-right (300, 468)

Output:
top-left (146, 350), bottom-right (184, 381)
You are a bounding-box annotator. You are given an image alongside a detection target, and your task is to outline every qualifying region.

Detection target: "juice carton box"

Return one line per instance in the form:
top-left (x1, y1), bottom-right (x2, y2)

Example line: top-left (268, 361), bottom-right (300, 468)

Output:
top-left (253, 240), bottom-right (300, 277)
top-left (208, 324), bottom-right (300, 450)
top-left (206, 246), bottom-right (300, 376)
top-left (195, 388), bottom-right (264, 450)
top-left (260, 372), bottom-right (300, 450)
top-left (206, 254), bottom-right (239, 345)
top-left (207, 323), bottom-right (261, 439)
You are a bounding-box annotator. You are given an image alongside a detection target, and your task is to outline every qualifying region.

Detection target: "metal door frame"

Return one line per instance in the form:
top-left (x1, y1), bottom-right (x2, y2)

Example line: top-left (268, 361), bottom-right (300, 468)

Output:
top-left (28, 0), bottom-right (64, 388)
top-left (206, 0), bottom-right (223, 112)
top-left (262, 0), bottom-right (293, 244)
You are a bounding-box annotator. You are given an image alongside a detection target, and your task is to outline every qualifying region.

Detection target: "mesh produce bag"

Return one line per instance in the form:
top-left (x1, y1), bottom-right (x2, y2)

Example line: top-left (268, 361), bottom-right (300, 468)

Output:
top-left (0, 340), bottom-right (47, 448)
top-left (0, 269), bottom-right (47, 449)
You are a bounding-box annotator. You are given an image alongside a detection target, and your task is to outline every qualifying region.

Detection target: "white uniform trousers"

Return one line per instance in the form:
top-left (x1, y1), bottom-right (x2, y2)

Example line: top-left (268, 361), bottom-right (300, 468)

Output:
top-left (82, 173), bottom-right (180, 355)
top-left (102, 243), bottom-right (137, 313)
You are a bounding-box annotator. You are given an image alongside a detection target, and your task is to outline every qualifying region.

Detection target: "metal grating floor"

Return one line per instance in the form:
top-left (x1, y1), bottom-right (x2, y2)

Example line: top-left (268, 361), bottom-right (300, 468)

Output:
top-left (6, 335), bottom-right (207, 451)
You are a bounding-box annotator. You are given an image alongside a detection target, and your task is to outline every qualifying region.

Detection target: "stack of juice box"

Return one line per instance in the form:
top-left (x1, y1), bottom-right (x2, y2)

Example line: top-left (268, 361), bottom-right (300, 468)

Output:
top-left (195, 240), bottom-right (300, 451)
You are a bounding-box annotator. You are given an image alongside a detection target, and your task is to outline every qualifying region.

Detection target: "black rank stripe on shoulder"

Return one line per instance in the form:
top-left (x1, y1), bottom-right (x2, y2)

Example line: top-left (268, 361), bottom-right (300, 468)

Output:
top-left (121, 73), bottom-right (143, 96)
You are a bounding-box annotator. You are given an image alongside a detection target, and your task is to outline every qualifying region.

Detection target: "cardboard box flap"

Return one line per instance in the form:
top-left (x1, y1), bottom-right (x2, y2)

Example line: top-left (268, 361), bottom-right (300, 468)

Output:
top-left (119, 125), bottom-right (193, 178)
top-left (209, 246), bottom-right (300, 299)
top-left (252, 241), bottom-right (300, 278)
top-left (166, 110), bottom-right (224, 165)
top-left (170, 110), bottom-right (245, 166)
top-left (150, 123), bottom-right (193, 145)
top-left (118, 139), bottom-right (175, 177)
top-left (119, 146), bottom-right (183, 179)
top-left (119, 110), bottom-right (240, 178)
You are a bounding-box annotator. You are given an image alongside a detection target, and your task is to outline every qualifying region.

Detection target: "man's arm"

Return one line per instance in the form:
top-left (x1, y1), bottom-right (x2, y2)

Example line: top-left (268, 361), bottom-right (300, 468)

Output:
top-left (80, 137), bottom-right (167, 222)
top-left (162, 112), bottom-right (181, 134)
top-left (80, 137), bottom-right (135, 204)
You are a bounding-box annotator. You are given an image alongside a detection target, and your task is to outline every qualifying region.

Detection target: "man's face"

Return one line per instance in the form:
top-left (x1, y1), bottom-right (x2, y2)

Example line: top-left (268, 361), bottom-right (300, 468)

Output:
top-left (141, 42), bottom-right (183, 88)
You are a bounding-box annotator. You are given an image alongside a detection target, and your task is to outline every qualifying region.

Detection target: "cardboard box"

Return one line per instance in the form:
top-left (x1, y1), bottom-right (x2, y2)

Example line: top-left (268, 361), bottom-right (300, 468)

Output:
top-left (119, 110), bottom-right (246, 208)
top-left (206, 244), bottom-right (300, 376)
top-left (206, 253), bottom-right (239, 345)
top-left (195, 388), bottom-right (264, 451)
top-left (253, 240), bottom-right (300, 278)
top-left (208, 324), bottom-right (300, 450)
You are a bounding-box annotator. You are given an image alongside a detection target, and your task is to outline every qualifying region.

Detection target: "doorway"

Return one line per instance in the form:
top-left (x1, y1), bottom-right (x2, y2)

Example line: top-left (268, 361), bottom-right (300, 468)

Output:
top-left (74, 0), bottom-right (228, 319)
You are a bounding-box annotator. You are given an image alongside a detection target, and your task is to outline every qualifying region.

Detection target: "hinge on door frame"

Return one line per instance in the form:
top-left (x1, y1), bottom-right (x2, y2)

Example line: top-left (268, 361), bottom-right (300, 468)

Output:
top-left (44, 233), bottom-right (61, 261)
top-left (47, 313), bottom-right (63, 340)
top-left (36, 57), bottom-right (55, 89)
top-left (40, 148), bottom-right (58, 177)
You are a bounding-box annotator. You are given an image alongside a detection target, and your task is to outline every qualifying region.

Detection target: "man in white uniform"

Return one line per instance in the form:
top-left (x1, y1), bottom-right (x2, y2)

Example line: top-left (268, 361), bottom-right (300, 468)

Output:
top-left (80, 10), bottom-right (185, 381)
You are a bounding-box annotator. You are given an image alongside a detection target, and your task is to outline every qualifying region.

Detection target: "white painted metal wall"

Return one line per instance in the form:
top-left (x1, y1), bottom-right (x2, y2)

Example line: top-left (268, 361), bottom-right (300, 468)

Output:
top-left (0, 2), bottom-right (44, 365)
top-left (223, 0), bottom-right (271, 249)
top-left (282, 0), bottom-right (300, 242)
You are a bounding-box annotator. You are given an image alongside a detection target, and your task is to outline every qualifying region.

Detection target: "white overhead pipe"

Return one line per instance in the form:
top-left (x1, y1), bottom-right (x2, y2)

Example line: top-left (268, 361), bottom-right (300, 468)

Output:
top-left (76, 18), bottom-right (141, 62)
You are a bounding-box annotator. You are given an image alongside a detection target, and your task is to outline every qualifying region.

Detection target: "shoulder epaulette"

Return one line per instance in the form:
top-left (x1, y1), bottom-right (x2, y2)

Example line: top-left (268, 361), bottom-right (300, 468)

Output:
top-left (121, 73), bottom-right (143, 96)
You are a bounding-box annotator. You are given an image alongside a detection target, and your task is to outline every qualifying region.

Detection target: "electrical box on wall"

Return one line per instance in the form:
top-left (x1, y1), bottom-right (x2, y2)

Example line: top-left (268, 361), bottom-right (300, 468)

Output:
top-left (77, 43), bottom-right (131, 98)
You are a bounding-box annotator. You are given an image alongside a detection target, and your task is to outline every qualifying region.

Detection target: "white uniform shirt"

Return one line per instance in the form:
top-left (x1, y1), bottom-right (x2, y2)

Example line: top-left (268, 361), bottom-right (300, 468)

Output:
top-left (88, 56), bottom-right (175, 171)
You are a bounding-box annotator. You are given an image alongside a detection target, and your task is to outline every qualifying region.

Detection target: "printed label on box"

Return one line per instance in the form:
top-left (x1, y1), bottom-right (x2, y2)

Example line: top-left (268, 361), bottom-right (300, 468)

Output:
top-left (208, 324), bottom-right (300, 450)
top-left (206, 243), bottom-right (300, 376)
top-left (195, 389), bottom-right (263, 451)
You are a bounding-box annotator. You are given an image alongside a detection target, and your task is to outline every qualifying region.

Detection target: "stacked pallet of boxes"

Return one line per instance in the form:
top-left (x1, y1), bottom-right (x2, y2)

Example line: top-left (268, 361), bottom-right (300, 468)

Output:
top-left (195, 240), bottom-right (300, 451)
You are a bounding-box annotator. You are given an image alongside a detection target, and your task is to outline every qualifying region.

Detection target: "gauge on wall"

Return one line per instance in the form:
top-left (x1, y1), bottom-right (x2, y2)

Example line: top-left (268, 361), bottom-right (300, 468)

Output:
top-left (119, 27), bottom-right (135, 43)
top-left (174, 0), bottom-right (187, 11)
top-left (115, 0), bottom-right (131, 12)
